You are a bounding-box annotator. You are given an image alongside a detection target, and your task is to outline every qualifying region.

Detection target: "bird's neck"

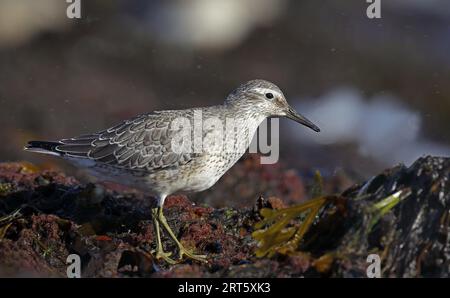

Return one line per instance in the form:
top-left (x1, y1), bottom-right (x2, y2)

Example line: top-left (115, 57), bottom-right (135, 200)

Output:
top-left (227, 103), bottom-right (268, 137)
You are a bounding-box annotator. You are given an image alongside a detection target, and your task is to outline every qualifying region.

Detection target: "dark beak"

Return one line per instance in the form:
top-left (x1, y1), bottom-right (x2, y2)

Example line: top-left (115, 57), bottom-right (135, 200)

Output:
top-left (285, 107), bottom-right (320, 132)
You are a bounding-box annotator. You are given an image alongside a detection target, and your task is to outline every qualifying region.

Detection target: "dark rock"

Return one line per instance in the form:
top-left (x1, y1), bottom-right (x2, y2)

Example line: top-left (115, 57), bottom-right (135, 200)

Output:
top-left (204, 241), bottom-right (223, 254)
top-left (301, 156), bottom-right (450, 277)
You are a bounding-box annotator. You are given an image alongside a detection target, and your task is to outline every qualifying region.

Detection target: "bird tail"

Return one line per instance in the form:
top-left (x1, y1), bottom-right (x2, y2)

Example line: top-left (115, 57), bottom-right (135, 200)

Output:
top-left (24, 141), bottom-right (63, 157)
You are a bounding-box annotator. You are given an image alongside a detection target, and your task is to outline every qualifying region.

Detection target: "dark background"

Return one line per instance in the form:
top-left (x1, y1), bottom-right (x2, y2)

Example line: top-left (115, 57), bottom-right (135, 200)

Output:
top-left (0, 0), bottom-right (449, 198)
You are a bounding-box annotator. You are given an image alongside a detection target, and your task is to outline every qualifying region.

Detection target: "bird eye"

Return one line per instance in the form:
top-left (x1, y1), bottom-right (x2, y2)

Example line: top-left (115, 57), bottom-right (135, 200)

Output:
top-left (265, 93), bottom-right (274, 99)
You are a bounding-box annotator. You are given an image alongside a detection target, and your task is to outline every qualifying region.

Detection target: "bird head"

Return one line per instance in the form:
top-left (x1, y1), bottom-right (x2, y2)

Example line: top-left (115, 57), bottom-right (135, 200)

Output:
top-left (225, 79), bottom-right (320, 132)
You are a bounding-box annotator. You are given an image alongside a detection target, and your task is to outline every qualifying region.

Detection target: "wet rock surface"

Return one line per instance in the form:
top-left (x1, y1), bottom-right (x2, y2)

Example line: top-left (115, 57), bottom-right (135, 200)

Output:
top-left (0, 156), bottom-right (448, 277)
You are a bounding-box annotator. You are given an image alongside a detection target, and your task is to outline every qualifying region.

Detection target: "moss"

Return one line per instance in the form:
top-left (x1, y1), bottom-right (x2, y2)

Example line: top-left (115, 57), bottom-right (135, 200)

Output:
top-left (223, 208), bottom-right (236, 219)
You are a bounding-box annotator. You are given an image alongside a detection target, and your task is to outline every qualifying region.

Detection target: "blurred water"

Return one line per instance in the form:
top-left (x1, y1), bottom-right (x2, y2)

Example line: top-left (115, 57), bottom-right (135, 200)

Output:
top-left (143, 0), bottom-right (287, 49)
top-left (386, 0), bottom-right (450, 16)
top-left (0, 0), bottom-right (449, 175)
top-left (292, 88), bottom-right (450, 166)
top-left (0, 0), bottom-right (70, 48)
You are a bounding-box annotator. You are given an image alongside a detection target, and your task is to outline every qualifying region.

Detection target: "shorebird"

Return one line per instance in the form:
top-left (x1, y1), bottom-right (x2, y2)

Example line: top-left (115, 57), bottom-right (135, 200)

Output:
top-left (25, 79), bottom-right (320, 264)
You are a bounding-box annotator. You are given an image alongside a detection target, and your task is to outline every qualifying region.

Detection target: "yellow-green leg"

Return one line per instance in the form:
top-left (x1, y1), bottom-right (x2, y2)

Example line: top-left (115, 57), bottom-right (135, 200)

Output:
top-left (151, 208), bottom-right (177, 264)
top-left (157, 207), bottom-right (208, 263)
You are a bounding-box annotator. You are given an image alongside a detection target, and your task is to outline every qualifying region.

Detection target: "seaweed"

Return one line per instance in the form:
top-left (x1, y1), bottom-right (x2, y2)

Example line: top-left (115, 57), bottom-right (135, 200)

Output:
top-left (0, 156), bottom-right (449, 277)
top-left (0, 209), bottom-right (22, 240)
top-left (253, 196), bottom-right (329, 257)
top-left (252, 177), bottom-right (419, 265)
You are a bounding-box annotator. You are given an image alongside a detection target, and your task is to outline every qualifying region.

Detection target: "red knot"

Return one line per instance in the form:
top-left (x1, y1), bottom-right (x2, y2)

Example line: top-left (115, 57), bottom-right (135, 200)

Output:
top-left (25, 79), bottom-right (320, 263)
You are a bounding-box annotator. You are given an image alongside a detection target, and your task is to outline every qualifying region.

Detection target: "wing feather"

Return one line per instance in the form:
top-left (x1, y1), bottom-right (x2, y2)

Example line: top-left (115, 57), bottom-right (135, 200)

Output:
top-left (55, 112), bottom-right (195, 171)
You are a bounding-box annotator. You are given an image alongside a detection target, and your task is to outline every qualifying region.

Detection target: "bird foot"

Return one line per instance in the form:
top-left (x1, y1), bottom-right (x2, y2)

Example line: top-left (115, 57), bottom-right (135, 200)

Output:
top-left (153, 250), bottom-right (178, 264)
top-left (178, 247), bottom-right (208, 263)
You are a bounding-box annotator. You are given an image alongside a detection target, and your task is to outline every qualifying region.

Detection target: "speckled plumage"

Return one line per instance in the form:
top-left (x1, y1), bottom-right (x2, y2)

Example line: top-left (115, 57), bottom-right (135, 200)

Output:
top-left (25, 79), bottom-right (320, 207)
top-left (25, 79), bottom-right (320, 263)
